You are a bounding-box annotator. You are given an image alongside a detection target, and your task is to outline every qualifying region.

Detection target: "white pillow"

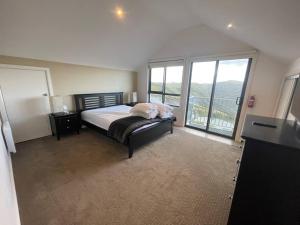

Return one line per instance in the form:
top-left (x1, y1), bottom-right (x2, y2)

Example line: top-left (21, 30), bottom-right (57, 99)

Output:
top-left (130, 103), bottom-right (157, 114)
top-left (152, 103), bottom-right (173, 112)
top-left (159, 111), bottom-right (174, 119)
top-left (151, 103), bottom-right (174, 118)
top-left (131, 110), bottom-right (158, 119)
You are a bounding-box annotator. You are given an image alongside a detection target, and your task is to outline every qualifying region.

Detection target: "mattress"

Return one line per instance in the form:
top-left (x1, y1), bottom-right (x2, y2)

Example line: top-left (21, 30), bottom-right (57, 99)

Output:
top-left (81, 105), bottom-right (158, 131)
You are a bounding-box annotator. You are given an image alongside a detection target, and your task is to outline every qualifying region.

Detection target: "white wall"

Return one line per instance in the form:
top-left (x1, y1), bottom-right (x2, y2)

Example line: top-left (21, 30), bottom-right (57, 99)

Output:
top-left (0, 55), bottom-right (137, 111)
top-left (151, 25), bottom-right (254, 59)
top-left (246, 53), bottom-right (287, 116)
top-left (286, 57), bottom-right (300, 75)
top-left (0, 120), bottom-right (21, 225)
top-left (138, 25), bottom-right (287, 140)
top-left (229, 53), bottom-right (287, 139)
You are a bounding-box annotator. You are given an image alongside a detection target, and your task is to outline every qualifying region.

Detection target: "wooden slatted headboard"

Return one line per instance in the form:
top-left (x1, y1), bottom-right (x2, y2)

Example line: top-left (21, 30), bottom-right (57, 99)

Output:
top-left (74, 92), bottom-right (123, 111)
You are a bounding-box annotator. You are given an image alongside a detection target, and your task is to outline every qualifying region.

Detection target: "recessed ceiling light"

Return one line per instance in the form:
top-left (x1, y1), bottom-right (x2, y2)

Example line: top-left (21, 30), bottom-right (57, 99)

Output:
top-left (227, 23), bottom-right (234, 30)
top-left (114, 7), bottom-right (125, 20)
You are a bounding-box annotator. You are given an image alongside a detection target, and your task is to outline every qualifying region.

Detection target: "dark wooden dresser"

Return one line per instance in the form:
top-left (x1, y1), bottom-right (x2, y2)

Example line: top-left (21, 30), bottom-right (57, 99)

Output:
top-left (227, 115), bottom-right (300, 225)
top-left (49, 112), bottom-right (80, 140)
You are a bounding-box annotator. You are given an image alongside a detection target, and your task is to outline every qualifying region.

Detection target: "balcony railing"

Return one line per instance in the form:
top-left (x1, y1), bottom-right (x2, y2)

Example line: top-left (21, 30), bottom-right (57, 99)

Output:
top-left (186, 96), bottom-right (239, 136)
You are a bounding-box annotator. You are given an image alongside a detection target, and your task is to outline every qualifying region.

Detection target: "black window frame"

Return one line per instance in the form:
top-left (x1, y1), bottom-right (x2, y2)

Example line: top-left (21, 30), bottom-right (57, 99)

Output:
top-left (148, 64), bottom-right (183, 107)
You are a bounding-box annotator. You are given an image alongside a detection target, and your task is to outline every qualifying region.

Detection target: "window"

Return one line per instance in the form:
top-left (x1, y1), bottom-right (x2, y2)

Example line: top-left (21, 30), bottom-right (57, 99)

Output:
top-left (148, 61), bottom-right (184, 107)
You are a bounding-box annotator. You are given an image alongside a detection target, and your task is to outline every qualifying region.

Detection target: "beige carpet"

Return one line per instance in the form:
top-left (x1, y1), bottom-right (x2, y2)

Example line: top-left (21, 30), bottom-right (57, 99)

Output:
top-left (13, 128), bottom-right (241, 225)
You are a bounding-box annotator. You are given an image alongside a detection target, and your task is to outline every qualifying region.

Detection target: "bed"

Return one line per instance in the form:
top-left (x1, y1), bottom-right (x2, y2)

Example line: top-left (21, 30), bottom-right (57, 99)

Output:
top-left (74, 92), bottom-right (174, 158)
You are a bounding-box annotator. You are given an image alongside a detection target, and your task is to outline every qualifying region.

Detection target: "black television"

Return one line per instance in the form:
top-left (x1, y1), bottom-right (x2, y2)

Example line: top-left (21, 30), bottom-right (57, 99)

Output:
top-left (291, 79), bottom-right (300, 123)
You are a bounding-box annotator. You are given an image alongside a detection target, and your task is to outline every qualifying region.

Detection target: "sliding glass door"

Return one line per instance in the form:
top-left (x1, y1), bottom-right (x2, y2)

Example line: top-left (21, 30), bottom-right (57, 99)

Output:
top-left (186, 58), bottom-right (252, 138)
top-left (186, 61), bottom-right (216, 130)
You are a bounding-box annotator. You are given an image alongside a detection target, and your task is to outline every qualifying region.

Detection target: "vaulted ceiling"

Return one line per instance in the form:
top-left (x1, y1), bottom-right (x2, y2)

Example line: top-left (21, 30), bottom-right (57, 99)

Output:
top-left (1, 0), bottom-right (299, 70)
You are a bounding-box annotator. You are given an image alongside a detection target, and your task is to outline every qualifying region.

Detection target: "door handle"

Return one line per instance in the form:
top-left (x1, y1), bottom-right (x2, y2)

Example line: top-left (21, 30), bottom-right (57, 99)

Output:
top-left (235, 97), bottom-right (241, 105)
top-left (42, 93), bottom-right (48, 96)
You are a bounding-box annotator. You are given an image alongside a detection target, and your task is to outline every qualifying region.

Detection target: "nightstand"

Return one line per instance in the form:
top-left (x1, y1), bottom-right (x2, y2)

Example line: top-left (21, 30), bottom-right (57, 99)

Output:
top-left (126, 102), bottom-right (138, 107)
top-left (49, 112), bottom-right (80, 140)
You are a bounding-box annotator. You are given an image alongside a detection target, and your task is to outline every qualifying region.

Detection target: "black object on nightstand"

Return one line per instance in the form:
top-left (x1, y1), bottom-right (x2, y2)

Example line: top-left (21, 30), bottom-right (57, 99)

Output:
top-left (126, 102), bottom-right (138, 107)
top-left (49, 112), bottom-right (80, 140)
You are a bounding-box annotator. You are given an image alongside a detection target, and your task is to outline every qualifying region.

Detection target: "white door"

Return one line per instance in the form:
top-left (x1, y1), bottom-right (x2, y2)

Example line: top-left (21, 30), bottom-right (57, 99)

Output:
top-left (0, 66), bottom-right (52, 143)
top-left (0, 119), bottom-right (21, 225)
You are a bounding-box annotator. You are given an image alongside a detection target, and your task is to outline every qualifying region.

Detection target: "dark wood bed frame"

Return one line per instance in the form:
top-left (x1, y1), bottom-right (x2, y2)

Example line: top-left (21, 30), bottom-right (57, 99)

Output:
top-left (74, 92), bottom-right (174, 158)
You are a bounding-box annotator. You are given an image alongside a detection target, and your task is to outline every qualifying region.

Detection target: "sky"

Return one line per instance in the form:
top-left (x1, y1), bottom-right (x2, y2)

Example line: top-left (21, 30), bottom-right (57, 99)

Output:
top-left (151, 58), bottom-right (249, 84)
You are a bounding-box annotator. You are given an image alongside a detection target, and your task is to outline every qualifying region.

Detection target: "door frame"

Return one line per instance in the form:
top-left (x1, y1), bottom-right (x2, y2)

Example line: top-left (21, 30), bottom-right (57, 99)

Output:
top-left (184, 57), bottom-right (253, 139)
top-left (0, 64), bottom-right (54, 142)
top-left (231, 58), bottom-right (252, 138)
top-left (0, 64), bottom-right (53, 96)
top-left (282, 75), bottom-right (299, 119)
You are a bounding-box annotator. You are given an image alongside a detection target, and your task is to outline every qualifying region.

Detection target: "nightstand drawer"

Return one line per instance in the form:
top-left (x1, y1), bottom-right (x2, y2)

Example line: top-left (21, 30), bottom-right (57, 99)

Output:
top-left (58, 116), bottom-right (79, 132)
